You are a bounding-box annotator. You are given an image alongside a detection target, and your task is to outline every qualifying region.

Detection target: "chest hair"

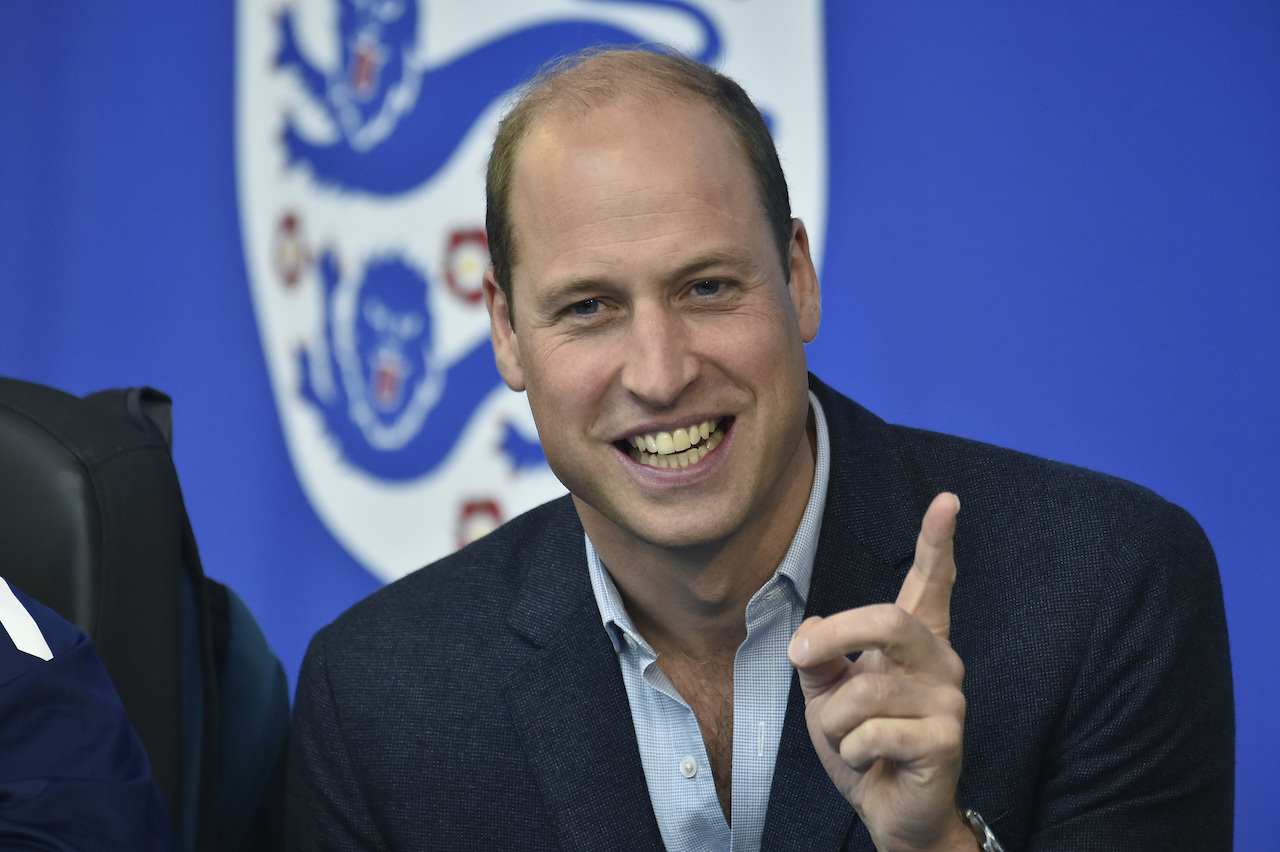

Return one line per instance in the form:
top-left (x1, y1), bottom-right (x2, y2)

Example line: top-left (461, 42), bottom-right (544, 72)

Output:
top-left (657, 653), bottom-right (736, 824)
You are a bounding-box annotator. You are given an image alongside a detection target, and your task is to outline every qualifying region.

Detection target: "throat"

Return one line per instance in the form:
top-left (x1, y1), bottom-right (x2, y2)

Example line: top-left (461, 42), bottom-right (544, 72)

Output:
top-left (655, 649), bottom-right (735, 824)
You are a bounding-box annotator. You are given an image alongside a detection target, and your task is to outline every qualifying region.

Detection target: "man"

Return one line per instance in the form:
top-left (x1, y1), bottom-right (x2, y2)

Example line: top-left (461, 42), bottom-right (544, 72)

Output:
top-left (0, 577), bottom-right (173, 848)
top-left (287, 49), bottom-right (1233, 851)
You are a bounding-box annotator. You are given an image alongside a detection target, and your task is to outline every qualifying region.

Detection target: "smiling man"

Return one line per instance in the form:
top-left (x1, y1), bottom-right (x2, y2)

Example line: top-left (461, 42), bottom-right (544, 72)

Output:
top-left (287, 49), bottom-right (1233, 852)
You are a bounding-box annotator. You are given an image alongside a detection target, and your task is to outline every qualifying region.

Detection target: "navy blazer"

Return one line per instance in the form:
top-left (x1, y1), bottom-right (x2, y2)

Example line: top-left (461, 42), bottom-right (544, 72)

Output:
top-left (287, 376), bottom-right (1233, 850)
top-left (0, 581), bottom-right (173, 849)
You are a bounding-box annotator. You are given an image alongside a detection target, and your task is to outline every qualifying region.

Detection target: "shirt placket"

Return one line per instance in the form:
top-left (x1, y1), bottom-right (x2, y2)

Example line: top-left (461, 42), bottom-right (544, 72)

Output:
top-left (622, 632), bottom-right (730, 850)
top-left (730, 580), bottom-right (800, 851)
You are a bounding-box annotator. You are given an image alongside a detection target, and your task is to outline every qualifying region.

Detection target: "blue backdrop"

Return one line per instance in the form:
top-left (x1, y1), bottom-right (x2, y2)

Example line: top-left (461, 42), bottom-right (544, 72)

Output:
top-left (1, 2), bottom-right (1275, 846)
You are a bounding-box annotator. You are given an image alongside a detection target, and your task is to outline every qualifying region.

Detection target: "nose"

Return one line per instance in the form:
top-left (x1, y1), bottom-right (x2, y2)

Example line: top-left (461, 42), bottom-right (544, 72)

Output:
top-left (619, 303), bottom-right (698, 408)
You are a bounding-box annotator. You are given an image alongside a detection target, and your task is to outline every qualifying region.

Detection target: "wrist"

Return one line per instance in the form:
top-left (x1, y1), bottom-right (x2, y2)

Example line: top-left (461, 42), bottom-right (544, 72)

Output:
top-left (885, 810), bottom-right (981, 852)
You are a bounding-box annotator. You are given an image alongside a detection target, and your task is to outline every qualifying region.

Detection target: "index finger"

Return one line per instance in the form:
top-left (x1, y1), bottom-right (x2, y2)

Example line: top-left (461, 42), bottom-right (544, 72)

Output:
top-left (895, 492), bottom-right (960, 640)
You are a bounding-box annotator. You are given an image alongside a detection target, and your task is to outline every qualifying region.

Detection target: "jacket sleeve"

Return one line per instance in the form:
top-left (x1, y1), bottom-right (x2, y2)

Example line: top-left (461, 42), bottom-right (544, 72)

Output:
top-left (1027, 500), bottom-right (1234, 849)
top-left (0, 580), bottom-right (174, 851)
top-left (286, 628), bottom-right (393, 852)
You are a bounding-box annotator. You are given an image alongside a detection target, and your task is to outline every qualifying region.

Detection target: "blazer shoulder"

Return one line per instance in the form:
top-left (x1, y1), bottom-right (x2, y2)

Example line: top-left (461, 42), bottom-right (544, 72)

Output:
top-left (812, 372), bottom-right (1207, 550)
top-left (894, 421), bottom-right (1197, 527)
top-left (311, 495), bottom-right (582, 650)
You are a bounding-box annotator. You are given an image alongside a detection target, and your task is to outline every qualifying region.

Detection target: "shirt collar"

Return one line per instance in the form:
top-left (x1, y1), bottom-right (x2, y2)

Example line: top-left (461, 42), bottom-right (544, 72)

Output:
top-left (587, 390), bottom-right (832, 654)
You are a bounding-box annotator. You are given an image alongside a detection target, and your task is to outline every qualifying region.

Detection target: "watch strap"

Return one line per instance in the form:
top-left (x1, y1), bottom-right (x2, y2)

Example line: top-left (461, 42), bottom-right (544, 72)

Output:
top-left (961, 809), bottom-right (1005, 852)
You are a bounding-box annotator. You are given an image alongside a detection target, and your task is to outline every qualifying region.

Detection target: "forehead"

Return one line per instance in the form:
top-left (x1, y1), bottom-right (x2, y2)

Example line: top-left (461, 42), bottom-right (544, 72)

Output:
top-left (518, 91), bottom-right (747, 190)
top-left (506, 95), bottom-right (765, 280)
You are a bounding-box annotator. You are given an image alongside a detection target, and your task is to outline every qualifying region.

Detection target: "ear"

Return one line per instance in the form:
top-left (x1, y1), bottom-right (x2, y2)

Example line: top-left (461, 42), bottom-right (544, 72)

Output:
top-left (787, 219), bottom-right (821, 343)
top-left (483, 268), bottom-right (526, 392)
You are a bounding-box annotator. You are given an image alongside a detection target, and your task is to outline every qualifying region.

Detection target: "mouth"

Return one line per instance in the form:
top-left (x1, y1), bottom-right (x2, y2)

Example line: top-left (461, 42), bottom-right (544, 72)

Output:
top-left (618, 419), bottom-right (728, 469)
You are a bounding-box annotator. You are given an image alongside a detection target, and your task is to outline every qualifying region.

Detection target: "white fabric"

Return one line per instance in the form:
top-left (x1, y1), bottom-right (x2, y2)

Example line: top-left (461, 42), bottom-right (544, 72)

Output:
top-left (0, 577), bottom-right (53, 661)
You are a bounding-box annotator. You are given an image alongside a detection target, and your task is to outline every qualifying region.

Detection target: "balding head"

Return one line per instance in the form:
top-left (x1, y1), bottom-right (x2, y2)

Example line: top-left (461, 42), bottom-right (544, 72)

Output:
top-left (485, 48), bottom-right (792, 307)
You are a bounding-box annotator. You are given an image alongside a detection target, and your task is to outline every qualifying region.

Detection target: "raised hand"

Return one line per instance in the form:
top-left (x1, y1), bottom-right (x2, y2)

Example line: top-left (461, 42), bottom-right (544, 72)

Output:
top-left (788, 492), bottom-right (975, 852)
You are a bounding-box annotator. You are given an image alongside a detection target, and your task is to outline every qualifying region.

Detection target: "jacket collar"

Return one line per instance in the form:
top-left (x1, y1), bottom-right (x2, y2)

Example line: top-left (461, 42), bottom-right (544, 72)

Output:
top-left (501, 377), bottom-right (925, 851)
top-left (502, 497), bottom-right (666, 849)
top-left (762, 376), bottom-right (925, 851)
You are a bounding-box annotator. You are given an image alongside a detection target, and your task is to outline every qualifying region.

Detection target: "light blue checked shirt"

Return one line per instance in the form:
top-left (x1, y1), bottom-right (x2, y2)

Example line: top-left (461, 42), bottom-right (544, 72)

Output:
top-left (586, 391), bottom-right (830, 852)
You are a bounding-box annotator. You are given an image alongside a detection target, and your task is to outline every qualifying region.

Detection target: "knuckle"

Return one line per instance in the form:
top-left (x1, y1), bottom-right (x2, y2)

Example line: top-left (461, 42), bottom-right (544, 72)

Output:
top-left (817, 705), bottom-right (847, 742)
top-left (846, 672), bottom-right (893, 708)
top-left (940, 687), bottom-right (967, 722)
top-left (933, 715), bottom-right (965, 759)
top-left (870, 604), bottom-right (911, 637)
top-left (838, 720), bottom-right (879, 766)
top-left (938, 706), bottom-right (964, 739)
top-left (941, 648), bottom-right (965, 684)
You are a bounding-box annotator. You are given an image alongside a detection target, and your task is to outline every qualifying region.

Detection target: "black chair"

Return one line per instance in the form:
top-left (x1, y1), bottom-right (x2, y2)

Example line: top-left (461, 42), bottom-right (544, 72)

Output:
top-left (0, 378), bottom-right (288, 851)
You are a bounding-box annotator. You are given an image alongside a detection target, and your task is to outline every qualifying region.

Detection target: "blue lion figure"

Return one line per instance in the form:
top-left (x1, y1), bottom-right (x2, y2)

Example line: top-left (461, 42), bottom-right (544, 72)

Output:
top-left (299, 252), bottom-right (544, 478)
top-left (277, 0), bottom-right (420, 157)
top-left (276, 0), bottom-right (722, 194)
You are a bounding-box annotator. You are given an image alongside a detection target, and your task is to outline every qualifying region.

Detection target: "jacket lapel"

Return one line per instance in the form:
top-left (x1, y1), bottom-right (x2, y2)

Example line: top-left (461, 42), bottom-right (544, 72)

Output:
top-left (502, 499), bottom-right (666, 851)
top-left (761, 377), bottom-right (925, 851)
top-left (500, 380), bottom-right (929, 852)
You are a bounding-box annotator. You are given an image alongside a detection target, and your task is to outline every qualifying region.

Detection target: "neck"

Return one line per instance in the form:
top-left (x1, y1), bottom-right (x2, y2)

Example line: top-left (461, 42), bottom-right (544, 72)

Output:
top-left (612, 541), bottom-right (770, 661)
top-left (581, 417), bottom-right (817, 661)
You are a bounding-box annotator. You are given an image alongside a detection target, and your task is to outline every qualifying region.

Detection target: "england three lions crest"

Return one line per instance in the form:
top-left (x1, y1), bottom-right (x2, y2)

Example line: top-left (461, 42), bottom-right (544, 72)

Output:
top-left (236, 0), bottom-right (828, 583)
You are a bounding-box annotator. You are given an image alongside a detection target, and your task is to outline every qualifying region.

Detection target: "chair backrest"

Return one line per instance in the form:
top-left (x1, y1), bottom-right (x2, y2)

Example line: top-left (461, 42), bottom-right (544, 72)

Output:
top-left (0, 377), bottom-right (288, 851)
top-left (0, 378), bottom-right (185, 808)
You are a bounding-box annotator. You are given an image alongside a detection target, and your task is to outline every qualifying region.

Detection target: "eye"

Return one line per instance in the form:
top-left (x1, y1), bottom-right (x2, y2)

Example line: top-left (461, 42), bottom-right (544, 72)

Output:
top-left (570, 299), bottom-right (601, 316)
top-left (691, 279), bottom-right (723, 297)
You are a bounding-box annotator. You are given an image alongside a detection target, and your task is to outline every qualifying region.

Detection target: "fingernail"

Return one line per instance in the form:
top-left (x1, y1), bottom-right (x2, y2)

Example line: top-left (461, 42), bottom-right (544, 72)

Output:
top-left (790, 636), bottom-right (809, 665)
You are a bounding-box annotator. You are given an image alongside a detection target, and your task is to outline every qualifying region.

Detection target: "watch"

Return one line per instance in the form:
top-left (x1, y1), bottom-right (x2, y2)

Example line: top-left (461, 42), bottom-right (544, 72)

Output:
top-left (961, 809), bottom-right (1005, 852)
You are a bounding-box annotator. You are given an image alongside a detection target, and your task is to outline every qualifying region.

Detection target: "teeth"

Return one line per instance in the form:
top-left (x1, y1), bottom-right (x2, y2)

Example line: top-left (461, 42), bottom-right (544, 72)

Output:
top-left (629, 424), bottom-right (724, 468)
top-left (628, 420), bottom-right (718, 457)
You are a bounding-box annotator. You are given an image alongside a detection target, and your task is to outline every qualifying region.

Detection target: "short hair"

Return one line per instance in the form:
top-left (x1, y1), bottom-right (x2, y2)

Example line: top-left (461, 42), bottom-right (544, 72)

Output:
top-left (485, 47), bottom-right (793, 307)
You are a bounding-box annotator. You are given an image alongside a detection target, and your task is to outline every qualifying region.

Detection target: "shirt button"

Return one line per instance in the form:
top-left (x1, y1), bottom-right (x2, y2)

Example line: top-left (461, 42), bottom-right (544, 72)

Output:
top-left (679, 755), bottom-right (698, 778)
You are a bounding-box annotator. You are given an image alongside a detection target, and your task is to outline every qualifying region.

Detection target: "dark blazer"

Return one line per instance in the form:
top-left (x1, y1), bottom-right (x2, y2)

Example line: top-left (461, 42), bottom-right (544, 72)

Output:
top-left (287, 376), bottom-right (1233, 851)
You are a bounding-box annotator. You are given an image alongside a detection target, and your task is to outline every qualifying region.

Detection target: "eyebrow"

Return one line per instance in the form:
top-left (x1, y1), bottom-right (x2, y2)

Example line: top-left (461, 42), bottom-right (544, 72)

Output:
top-left (676, 251), bottom-right (765, 280)
top-left (529, 249), bottom-right (767, 317)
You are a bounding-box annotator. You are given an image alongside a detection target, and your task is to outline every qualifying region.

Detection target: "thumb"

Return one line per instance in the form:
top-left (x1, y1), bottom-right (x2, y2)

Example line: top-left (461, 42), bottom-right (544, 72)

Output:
top-left (788, 616), bottom-right (851, 699)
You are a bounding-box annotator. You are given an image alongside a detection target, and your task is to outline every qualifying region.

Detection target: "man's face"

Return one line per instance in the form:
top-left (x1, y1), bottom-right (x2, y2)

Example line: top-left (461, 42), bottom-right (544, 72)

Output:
top-left (484, 94), bottom-right (820, 554)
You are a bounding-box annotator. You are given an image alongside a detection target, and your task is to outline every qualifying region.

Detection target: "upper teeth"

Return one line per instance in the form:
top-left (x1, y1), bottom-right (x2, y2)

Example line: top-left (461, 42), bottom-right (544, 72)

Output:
top-left (629, 420), bottom-right (716, 455)
top-left (625, 420), bottom-right (724, 468)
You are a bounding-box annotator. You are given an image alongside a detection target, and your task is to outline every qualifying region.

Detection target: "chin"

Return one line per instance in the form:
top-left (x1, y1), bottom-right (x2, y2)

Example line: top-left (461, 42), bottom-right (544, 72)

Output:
top-left (601, 501), bottom-right (747, 554)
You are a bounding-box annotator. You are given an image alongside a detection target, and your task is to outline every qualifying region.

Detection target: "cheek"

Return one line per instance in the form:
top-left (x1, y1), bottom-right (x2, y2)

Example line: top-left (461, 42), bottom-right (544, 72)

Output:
top-left (520, 342), bottom-right (601, 428)
top-left (702, 302), bottom-right (806, 374)
top-left (524, 334), bottom-right (618, 393)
